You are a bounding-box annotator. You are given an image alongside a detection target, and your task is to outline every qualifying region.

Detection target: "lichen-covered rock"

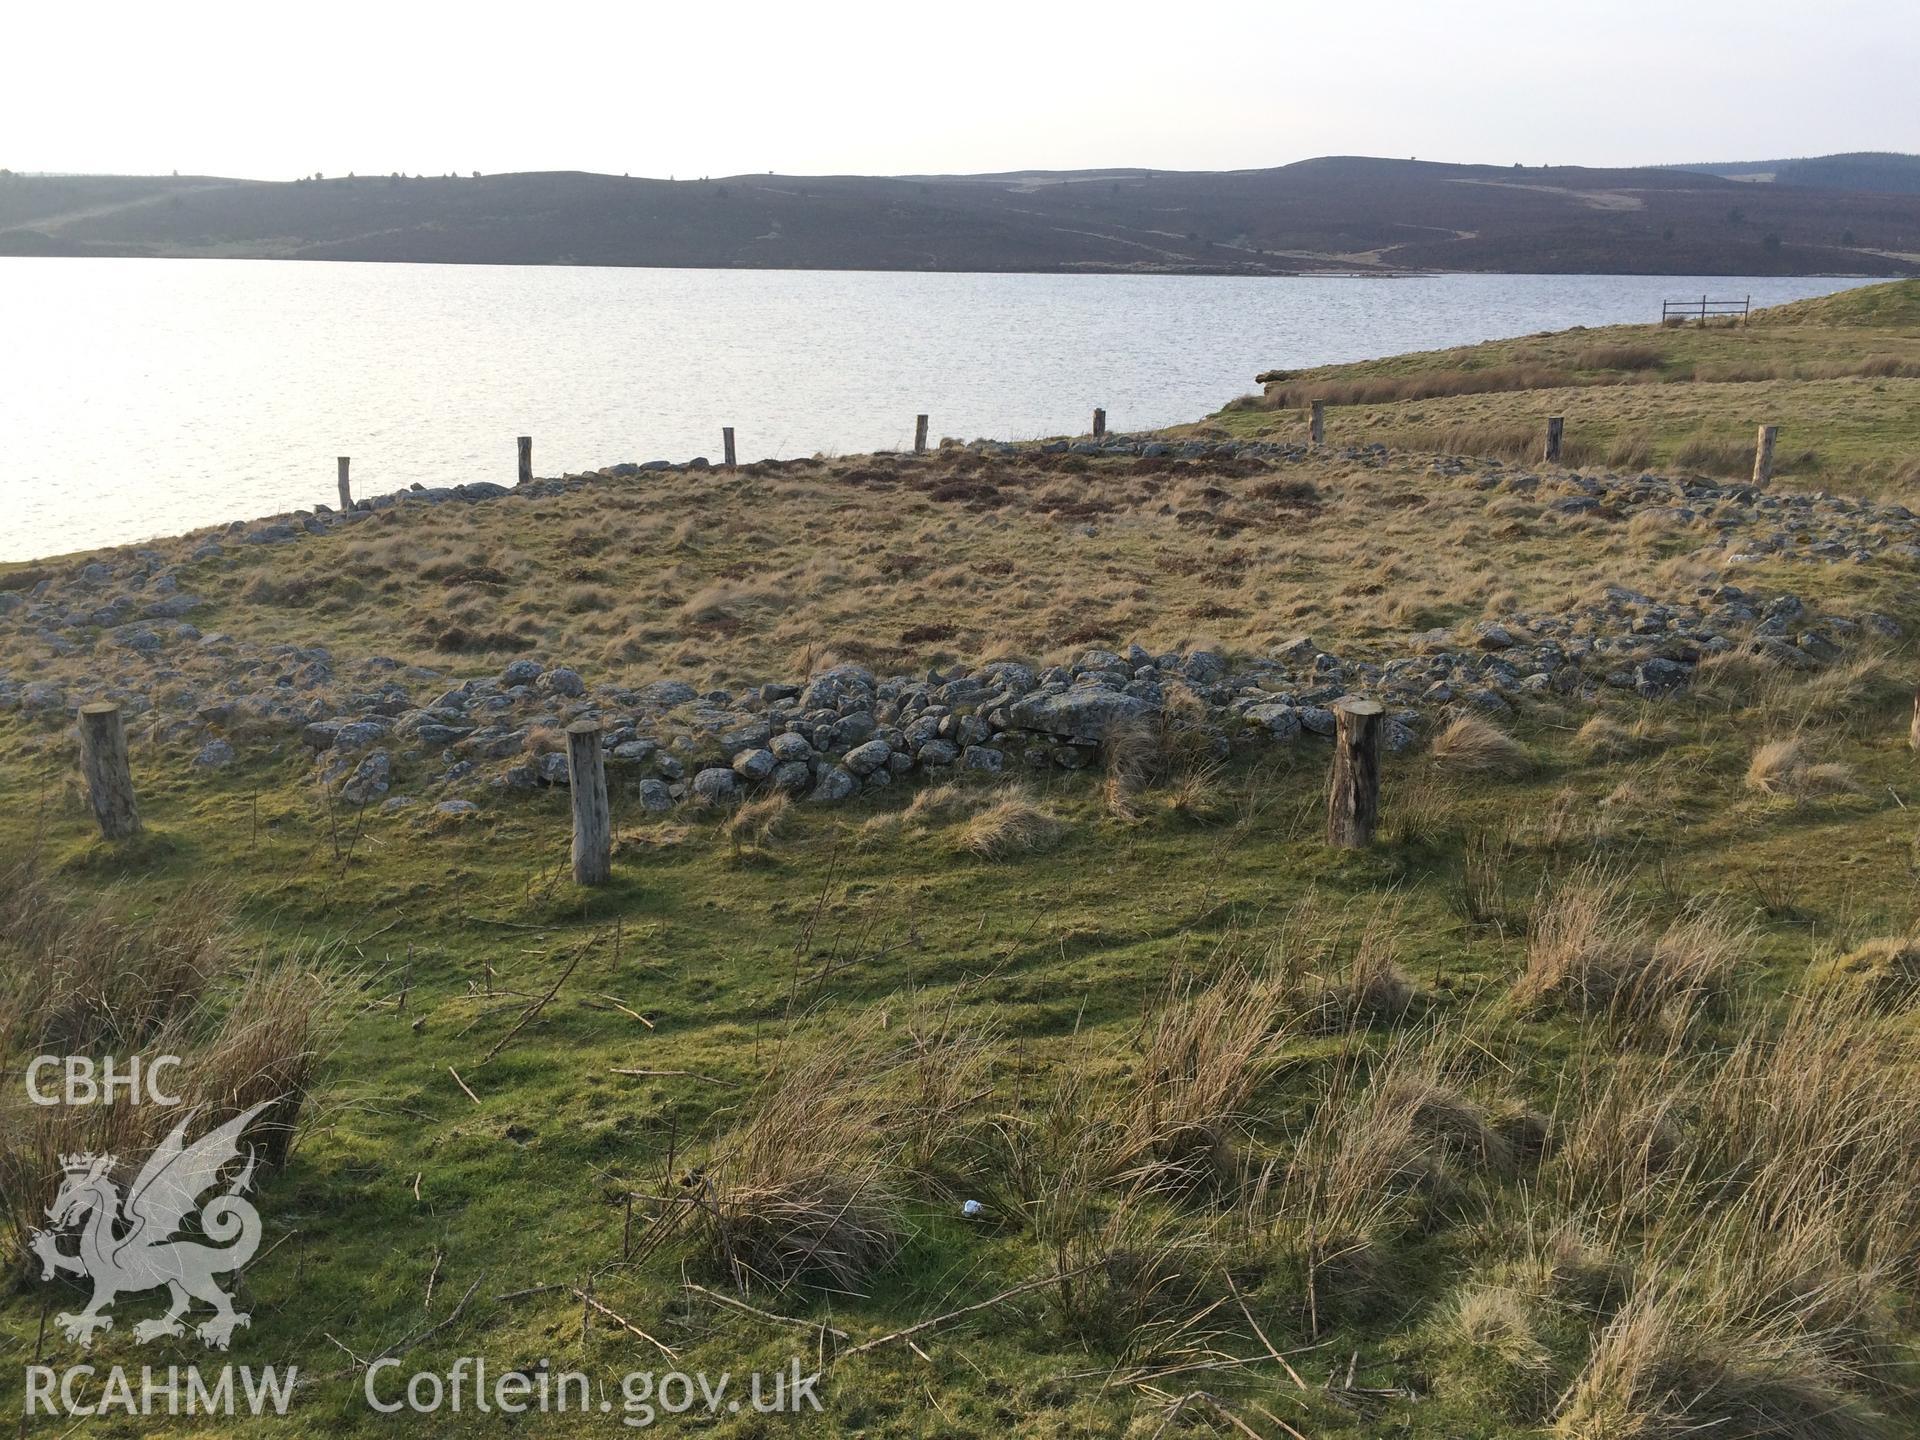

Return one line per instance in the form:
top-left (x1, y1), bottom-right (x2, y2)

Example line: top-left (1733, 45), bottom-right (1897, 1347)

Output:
top-left (809, 766), bottom-right (859, 803)
top-left (636, 778), bottom-right (675, 812)
top-left (193, 739), bottom-right (234, 768)
top-left (843, 739), bottom-right (893, 777)
top-left (1635, 657), bottom-right (1692, 696)
top-left (769, 732), bottom-right (813, 763)
top-left (691, 767), bottom-right (739, 806)
top-left (732, 747), bottom-right (776, 782)
top-left (1244, 703), bottom-right (1301, 741)
top-left (771, 759), bottom-right (813, 794)
top-left (1007, 686), bottom-right (1152, 741)
top-left (340, 750), bottom-right (392, 806)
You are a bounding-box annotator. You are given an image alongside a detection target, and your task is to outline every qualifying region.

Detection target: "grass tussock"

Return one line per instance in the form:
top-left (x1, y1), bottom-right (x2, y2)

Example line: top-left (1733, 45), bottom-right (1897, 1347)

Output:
top-left (1112, 959), bottom-right (1295, 1191)
top-left (692, 1041), bottom-right (901, 1293)
top-left (0, 850), bottom-right (336, 1264)
top-left (1555, 1277), bottom-right (1886, 1440)
top-left (1814, 934), bottom-right (1920, 1006)
top-left (959, 790), bottom-right (1067, 858)
top-left (1305, 901), bottom-right (1420, 1031)
top-left (1513, 864), bottom-right (1748, 1025)
top-left (1745, 736), bottom-right (1857, 798)
top-left (1103, 689), bottom-right (1222, 821)
top-left (723, 792), bottom-right (791, 853)
top-left (1431, 712), bottom-right (1533, 777)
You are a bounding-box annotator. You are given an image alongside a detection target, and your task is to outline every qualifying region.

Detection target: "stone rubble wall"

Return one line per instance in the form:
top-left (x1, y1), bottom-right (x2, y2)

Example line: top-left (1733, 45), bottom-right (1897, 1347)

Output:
top-left (0, 438), bottom-right (1911, 818)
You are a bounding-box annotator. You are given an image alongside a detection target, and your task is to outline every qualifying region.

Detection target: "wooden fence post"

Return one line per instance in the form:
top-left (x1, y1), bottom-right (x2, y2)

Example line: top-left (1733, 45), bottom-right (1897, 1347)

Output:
top-left (722, 427), bottom-right (736, 469)
top-left (517, 436), bottom-right (533, 486)
top-left (1326, 698), bottom-right (1384, 848)
top-left (1544, 416), bottom-right (1564, 463)
top-left (1092, 407), bottom-right (1107, 440)
top-left (1309, 400), bottom-right (1326, 449)
top-left (567, 721), bottom-right (611, 886)
top-left (78, 702), bottom-right (141, 841)
top-left (1753, 424), bottom-right (1777, 485)
top-left (336, 456), bottom-right (353, 510)
top-left (914, 415), bottom-right (929, 454)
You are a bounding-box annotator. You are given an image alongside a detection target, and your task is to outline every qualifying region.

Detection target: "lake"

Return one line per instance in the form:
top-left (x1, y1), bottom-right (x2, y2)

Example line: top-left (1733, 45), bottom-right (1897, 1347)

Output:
top-left (0, 259), bottom-right (1872, 562)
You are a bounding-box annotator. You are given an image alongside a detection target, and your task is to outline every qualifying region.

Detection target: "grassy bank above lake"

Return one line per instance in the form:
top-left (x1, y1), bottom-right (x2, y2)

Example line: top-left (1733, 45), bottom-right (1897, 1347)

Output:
top-left (2, 284), bottom-right (1918, 1440)
top-left (1217, 280), bottom-right (1920, 493)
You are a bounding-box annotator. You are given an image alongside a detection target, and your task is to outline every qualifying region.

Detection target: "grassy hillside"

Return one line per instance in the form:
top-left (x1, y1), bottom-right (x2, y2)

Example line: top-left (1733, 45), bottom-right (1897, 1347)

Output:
top-left (3, 156), bottom-right (1918, 275)
top-left (3, 286), bottom-right (1920, 1438)
top-left (1221, 280), bottom-right (1920, 492)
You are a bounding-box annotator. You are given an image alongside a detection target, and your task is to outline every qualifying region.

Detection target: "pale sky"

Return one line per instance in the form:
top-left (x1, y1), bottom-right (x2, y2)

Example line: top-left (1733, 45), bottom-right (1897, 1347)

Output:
top-left (7, 0), bottom-right (1914, 180)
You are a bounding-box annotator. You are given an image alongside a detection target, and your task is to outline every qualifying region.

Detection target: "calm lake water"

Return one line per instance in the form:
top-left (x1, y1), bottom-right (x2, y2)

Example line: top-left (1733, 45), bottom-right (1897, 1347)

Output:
top-left (0, 258), bottom-right (1873, 561)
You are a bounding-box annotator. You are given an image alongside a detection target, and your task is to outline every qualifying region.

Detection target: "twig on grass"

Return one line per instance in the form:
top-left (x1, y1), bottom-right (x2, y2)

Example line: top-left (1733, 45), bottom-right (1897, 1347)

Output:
top-left (838, 1264), bottom-right (1097, 1361)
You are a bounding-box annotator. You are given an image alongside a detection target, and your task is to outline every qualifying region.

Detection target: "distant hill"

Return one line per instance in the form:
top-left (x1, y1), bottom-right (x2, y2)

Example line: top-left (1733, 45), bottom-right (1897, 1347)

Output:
top-left (2, 156), bottom-right (1916, 275)
top-left (1669, 152), bottom-right (1920, 195)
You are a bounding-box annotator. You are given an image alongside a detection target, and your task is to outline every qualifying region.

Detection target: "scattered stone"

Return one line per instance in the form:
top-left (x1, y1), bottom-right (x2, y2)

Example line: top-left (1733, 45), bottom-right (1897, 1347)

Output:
top-left (192, 738), bottom-right (234, 768)
top-left (340, 750), bottom-right (392, 806)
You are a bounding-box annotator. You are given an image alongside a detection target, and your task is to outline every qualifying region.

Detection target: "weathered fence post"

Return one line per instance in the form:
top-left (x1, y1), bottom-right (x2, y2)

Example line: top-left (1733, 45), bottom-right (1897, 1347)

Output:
top-left (336, 456), bottom-right (353, 510)
top-left (567, 721), bottom-right (611, 886)
top-left (1092, 407), bottom-right (1107, 440)
top-left (1309, 400), bottom-right (1326, 449)
top-left (722, 427), bottom-right (736, 469)
top-left (914, 414), bottom-right (929, 454)
top-left (1752, 425), bottom-right (1777, 485)
top-left (517, 435), bottom-right (533, 486)
top-left (1544, 416), bottom-right (1564, 463)
top-left (1326, 697), bottom-right (1384, 848)
top-left (78, 702), bottom-right (141, 841)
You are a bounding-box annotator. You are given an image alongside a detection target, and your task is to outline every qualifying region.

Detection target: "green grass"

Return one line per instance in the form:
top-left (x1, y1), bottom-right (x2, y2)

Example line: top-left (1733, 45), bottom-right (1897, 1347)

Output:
top-left (1211, 281), bottom-right (1920, 493)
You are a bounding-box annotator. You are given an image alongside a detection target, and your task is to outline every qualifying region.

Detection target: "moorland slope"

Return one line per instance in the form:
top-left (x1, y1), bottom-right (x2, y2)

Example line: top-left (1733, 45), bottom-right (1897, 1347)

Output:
top-left (4, 155), bottom-right (1919, 274)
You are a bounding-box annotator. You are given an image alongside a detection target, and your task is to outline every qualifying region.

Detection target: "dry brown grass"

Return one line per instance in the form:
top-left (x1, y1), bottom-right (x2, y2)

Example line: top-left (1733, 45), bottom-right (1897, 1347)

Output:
top-left (1512, 864), bottom-right (1747, 1025)
top-left (1259, 364), bottom-right (1579, 411)
top-left (1103, 688), bottom-right (1221, 819)
top-left (1431, 713), bottom-right (1533, 777)
top-left (694, 1041), bottom-right (901, 1293)
top-left (1555, 1277), bottom-right (1883, 1440)
top-left (723, 792), bottom-right (791, 852)
top-left (1815, 935), bottom-right (1920, 1005)
top-left (1745, 736), bottom-right (1857, 798)
top-left (959, 791), bottom-right (1067, 859)
top-left (1574, 712), bottom-right (1670, 761)
top-left (1112, 959), bottom-right (1295, 1191)
top-left (52, 433), bottom-right (1823, 694)
top-left (1306, 901), bottom-right (1420, 1031)
top-left (1257, 1035), bottom-right (1512, 1318)
top-left (0, 850), bottom-right (337, 1262)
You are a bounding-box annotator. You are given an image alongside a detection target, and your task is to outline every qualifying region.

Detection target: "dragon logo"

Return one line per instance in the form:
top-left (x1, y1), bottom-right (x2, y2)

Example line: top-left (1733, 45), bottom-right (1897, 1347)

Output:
top-left (28, 1100), bottom-right (275, 1350)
